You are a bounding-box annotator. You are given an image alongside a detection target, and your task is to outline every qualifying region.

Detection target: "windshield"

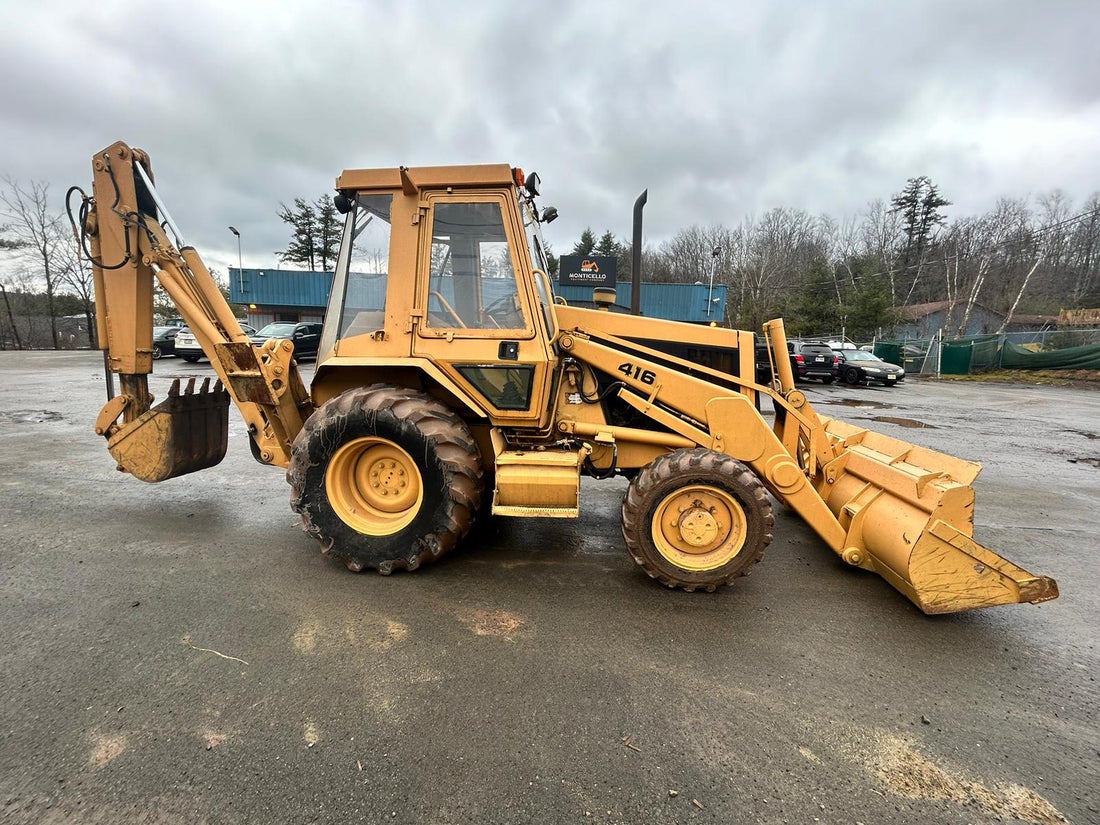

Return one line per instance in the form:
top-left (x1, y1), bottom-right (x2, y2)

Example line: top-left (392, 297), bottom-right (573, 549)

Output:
top-left (519, 196), bottom-right (556, 336)
top-left (845, 351), bottom-right (879, 361)
top-left (257, 323), bottom-right (297, 337)
top-left (319, 194), bottom-right (393, 353)
top-left (153, 326), bottom-right (173, 336)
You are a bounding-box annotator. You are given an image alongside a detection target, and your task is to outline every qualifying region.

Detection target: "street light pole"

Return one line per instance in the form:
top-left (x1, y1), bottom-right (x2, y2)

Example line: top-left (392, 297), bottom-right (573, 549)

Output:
top-left (707, 245), bottom-right (720, 317)
top-left (228, 226), bottom-right (243, 293)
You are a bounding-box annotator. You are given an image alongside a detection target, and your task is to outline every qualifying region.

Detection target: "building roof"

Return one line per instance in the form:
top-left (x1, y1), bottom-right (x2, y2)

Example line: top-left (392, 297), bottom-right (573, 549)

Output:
top-left (1008, 314), bottom-right (1058, 326)
top-left (898, 300), bottom-right (1002, 321)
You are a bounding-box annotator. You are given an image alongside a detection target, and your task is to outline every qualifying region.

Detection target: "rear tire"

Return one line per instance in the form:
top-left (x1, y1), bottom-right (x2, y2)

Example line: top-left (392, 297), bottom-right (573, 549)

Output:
top-left (621, 449), bottom-right (773, 592)
top-left (822, 375), bottom-right (834, 384)
top-left (288, 384), bottom-right (483, 574)
top-left (152, 345), bottom-right (162, 360)
top-left (181, 355), bottom-right (200, 363)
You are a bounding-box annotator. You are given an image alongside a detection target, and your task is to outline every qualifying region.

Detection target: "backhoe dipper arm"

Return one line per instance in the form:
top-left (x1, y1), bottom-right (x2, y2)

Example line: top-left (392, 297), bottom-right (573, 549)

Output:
top-left (81, 141), bottom-right (311, 480)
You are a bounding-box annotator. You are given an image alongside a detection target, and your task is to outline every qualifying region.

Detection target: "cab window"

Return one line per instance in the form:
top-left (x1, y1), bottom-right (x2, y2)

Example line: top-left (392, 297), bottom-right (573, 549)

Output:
top-left (426, 202), bottom-right (526, 331)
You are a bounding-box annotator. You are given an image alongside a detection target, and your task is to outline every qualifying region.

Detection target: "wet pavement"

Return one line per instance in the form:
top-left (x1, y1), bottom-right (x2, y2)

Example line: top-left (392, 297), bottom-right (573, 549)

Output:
top-left (1, 351), bottom-right (1097, 824)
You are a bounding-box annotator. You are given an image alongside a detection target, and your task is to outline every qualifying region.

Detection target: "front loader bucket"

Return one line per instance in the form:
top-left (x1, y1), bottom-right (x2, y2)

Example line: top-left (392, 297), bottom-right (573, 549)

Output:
top-left (818, 418), bottom-right (1058, 614)
top-left (106, 378), bottom-right (231, 482)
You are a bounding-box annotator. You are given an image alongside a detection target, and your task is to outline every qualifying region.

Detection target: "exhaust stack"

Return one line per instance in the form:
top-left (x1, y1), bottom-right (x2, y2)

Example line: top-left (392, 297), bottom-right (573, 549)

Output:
top-left (631, 189), bottom-right (647, 315)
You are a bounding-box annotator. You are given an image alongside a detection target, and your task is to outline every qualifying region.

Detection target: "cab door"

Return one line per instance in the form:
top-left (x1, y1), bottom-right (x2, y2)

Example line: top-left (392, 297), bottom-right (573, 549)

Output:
top-left (412, 192), bottom-right (553, 423)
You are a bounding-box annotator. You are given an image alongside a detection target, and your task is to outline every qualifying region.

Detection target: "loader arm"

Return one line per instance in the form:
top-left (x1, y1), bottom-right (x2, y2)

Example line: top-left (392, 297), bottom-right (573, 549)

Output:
top-left (81, 141), bottom-right (311, 480)
top-left (557, 325), bottom-right (1058, 615)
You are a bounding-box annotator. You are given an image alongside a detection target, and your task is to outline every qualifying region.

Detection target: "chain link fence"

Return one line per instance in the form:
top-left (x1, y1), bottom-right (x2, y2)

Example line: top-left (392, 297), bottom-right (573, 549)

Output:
top-left (876, 328), bottom-right (1100, 375)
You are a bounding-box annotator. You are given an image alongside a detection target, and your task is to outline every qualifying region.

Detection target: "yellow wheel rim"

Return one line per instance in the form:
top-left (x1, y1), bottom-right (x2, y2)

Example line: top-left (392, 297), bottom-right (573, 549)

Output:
top-left (326, 437), bottom-right (423, 536)
top-left (651, 485), bottom-right (747, 571)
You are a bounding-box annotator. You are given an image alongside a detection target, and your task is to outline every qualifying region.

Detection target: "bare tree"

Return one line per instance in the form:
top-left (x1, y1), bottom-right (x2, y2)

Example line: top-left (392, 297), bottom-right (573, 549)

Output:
top-left (1, 177), bottom-right (66, 348)
top-left (859, 199), bottom-right (902, 303)
top-left (57, 234), bottom-right (97, 347)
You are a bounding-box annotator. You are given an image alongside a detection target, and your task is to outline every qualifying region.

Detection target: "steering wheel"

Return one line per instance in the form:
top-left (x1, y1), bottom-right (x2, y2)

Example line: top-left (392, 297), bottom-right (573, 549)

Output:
top-left (428, 290), bottom-right (467, 328)
top-left (483, 292), bottom-right (522, 327)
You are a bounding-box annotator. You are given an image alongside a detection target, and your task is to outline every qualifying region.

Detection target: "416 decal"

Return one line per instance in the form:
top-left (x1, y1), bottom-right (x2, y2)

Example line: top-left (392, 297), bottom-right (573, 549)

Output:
top-left (617, 362), bottom-right (656, 385)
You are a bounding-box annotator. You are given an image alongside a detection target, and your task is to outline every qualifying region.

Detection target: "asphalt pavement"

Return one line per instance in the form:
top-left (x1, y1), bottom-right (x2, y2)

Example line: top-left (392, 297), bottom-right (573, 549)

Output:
top-left (1, 351), bottom-right (1097, 824)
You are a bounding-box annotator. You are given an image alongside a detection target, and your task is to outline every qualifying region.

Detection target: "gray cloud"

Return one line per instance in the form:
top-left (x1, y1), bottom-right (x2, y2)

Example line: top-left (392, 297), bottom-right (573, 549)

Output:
top-left (1, 0), bottom-right (1097, 276)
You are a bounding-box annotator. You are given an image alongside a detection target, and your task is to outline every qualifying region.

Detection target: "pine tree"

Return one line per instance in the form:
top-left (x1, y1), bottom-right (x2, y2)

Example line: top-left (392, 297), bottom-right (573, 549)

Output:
top-left (315, 194), bottom-right (341, 271)
top-left (890, 176), bottom-right (950, 272)
top-left (594, 230), bottom-right (623, 257)
top-left (572, 228), bottom-right (596, 256)
top-left (278, 198), bottom-right (318, 270)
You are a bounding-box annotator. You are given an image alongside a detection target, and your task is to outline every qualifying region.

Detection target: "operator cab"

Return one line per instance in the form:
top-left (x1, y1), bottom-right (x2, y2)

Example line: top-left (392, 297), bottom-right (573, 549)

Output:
top-left (316, 164), bottom-right (559, 423)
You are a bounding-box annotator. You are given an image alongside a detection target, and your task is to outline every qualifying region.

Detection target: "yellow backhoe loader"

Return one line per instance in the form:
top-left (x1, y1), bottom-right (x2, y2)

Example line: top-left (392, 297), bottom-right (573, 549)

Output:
top-left (74, 141), bottom-right (1058, 615)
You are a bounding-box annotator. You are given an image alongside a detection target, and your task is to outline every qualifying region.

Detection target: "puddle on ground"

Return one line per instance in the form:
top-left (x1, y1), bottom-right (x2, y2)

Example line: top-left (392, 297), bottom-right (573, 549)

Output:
top-left (1068, 429), bottom-right (1098, 440)
top-left (860, 415), bottom-right (938, 429)
top-left (0, 410), bottom-right (64, 424)
top-left (818, 398), bottom-right (894, 410)
top-left (1068, 457), bottom-right (1100, 469)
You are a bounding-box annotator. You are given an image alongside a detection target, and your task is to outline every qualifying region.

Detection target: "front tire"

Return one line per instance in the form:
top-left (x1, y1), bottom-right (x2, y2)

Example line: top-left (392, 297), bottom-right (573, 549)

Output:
top-left (621, 449), bottom-right (773, 592)
top-left (288, 385), bottom-right (483, 574)
top-left (844, 367), bottom-right (860, 385)
top-left (181, 355), bottom-right (200, 363)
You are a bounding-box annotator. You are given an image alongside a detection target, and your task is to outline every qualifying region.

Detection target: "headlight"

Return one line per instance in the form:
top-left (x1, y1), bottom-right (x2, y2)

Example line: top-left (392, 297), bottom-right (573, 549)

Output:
top-left (864, 367), bottom-right (881, 374)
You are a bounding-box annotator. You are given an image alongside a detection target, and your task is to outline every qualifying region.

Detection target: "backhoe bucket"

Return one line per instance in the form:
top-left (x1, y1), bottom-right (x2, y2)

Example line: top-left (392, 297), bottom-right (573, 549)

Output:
top-left (106, 378), bottom-right (231, 482)
top-left (817, 418), bottom-right (1058, 614)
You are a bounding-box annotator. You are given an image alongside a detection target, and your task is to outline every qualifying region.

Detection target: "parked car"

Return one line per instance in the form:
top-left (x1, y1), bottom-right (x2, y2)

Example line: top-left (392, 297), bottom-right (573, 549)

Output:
top-left (788, 341), bottom-right (839, 383)
top-left (175, 322), bottom-right (257, 362)
top-left (754, 342), bottom-right (775, 384)
top-left (250, 322), bottom-right (323, 359)
top-left (152, 326), bottom-right (180, 359)
top-left (833, 349), bottom-right (905, 386)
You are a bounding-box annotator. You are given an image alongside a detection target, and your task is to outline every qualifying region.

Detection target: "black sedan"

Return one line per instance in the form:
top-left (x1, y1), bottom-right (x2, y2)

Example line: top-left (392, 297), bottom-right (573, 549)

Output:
top-left (250, 322), bottom-right (323, 359)
top-left (152, 326), bottom-right (180, 359)
top-left (834, 350), bottom-right (905, 386)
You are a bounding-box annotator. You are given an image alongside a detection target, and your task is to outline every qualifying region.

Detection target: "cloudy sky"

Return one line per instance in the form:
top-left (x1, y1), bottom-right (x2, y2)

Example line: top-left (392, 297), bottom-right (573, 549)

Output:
top-left (2, 0), bottom-right (1097, 275)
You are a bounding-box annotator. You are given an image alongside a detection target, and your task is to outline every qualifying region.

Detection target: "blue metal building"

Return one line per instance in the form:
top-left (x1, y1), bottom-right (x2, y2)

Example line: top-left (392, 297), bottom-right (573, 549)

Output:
top-left (230, 268), bottom-right (333, 328)
top-left (554, 282), bottom-right (727, 324)
top-left (230, 268), bottom-right (728, 328)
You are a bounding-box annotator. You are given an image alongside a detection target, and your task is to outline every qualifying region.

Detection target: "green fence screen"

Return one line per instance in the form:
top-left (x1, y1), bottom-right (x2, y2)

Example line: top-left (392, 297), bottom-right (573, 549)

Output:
top-left (940, 341), bottom-right (973, 375)
top-left (873, 343), bottom-right (902, 367)
top-left (1001, 341), bottom-right (1100, 370)
top-left (866, 335), bottom-right (1100, 375)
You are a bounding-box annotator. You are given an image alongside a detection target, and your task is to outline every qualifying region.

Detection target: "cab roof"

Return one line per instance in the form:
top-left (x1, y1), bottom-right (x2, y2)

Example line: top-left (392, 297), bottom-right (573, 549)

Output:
top-left (336, 163), bottom-right (516, 192)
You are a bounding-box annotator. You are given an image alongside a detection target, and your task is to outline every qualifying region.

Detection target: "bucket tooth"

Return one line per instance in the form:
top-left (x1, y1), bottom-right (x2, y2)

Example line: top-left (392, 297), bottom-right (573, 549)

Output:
top-left (200, 376), bottom-right (211, 393)
top-left (168, 378), bottom-right (181, 397)
top-left (185, 377), bottom-right (196, 395)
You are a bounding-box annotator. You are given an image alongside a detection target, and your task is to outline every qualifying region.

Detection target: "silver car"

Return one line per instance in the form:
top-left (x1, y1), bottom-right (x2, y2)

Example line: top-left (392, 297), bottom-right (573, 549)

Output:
top-left (174, 323), bottom-right (256, 363)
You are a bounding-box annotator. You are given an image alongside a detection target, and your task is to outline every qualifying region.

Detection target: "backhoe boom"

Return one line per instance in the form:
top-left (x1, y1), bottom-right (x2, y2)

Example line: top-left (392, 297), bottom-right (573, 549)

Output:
top-left (81, 141), bottom-right (310, 480)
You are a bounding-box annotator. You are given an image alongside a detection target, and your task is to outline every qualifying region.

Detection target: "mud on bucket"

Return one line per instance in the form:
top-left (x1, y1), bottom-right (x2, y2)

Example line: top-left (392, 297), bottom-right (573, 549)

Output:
top-left (106, 377), bottom-right (231, 482)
